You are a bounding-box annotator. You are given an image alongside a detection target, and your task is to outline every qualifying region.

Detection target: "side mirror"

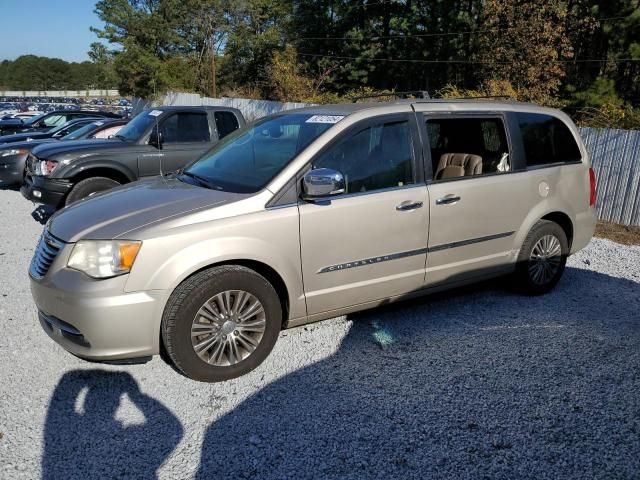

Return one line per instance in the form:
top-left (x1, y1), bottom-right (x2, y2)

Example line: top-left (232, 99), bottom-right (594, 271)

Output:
top-left (149, 130), bottom-right (164, 149)
top-left (302, 168), bottom-right (345, 201)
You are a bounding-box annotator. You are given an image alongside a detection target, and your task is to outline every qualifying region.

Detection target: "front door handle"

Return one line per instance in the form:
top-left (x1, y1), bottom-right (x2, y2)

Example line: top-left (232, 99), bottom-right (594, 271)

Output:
top-left (435, 195), bottom-right (461, 205)
top-left (396, 201), bottom-right (424, 211)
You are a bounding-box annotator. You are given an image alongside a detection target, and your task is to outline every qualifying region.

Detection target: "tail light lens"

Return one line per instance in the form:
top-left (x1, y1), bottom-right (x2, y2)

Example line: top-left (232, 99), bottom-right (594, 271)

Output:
top-left (589, 167), bottom-right (596, 207)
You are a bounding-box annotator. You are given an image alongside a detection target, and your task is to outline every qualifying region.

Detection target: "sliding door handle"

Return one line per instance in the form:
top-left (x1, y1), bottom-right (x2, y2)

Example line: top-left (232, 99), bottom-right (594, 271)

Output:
top-left (435, 195), bottom-right (461, 205)
top-left (396, 201), bottom-right (424, 211)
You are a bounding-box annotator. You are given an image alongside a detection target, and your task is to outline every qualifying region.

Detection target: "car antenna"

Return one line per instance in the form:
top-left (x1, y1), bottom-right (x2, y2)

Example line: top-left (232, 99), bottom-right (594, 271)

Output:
top-left (152, 80), bottom-right (165, 179)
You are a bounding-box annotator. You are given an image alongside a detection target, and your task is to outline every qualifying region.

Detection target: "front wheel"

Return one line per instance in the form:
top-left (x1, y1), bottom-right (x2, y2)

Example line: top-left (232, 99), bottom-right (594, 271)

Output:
top-left (513, 220), bottom-right (568, 295)
top-left (65, 176), bottom-right (120, 206)
top-left (161, 265), bottom-right (282, 382)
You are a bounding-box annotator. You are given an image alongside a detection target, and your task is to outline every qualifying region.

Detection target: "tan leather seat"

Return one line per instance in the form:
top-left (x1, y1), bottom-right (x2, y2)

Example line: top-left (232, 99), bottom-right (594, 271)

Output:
top-left (435, 153), bottom-right (483, 179)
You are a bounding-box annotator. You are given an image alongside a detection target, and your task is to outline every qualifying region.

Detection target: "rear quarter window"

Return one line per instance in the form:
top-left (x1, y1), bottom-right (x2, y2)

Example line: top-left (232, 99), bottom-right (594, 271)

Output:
top-left (516, 113), bottom-right (582, 167)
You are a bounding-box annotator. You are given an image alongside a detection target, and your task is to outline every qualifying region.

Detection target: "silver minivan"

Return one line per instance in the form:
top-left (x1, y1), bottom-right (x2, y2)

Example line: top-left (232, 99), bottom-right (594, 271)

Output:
top-left (28, 100), bottom-right (597, 382)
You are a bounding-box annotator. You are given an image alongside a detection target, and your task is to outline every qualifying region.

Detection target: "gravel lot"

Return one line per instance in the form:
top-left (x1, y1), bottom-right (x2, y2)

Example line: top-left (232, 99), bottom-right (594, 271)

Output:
top-left (0, 186), bottom-right (639, 480)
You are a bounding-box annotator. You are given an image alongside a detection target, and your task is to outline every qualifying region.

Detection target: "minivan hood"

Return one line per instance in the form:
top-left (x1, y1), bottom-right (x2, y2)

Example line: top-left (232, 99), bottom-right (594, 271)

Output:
top-left (49, 177), bottom-right (249, 242)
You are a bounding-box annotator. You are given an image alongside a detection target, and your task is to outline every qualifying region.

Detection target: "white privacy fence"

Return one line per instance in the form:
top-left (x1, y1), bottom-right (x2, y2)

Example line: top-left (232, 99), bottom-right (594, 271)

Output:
top-left (137, 93), bottom-right (640, 226)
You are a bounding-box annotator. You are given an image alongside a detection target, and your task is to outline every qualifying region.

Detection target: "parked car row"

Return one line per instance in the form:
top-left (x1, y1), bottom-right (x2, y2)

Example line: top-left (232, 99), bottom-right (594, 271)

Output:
top-left (0, 118), bottom-right (128, 186)
top-left (16, 99), bottom-right (597, 382)
top-left (0, 97), bottom-right (132, 121)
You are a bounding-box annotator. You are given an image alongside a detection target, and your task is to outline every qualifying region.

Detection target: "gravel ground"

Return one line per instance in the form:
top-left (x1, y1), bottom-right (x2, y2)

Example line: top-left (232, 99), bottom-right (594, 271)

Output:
top-left (0, 187), bottom-right (639, 480)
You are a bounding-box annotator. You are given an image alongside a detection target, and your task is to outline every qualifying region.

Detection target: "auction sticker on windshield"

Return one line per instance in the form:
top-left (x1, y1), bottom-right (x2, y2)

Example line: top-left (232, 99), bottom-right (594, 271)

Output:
top-left (149, 110), bottom-right (163, 117)
top-left (305, 115), bottom-right (344, 124)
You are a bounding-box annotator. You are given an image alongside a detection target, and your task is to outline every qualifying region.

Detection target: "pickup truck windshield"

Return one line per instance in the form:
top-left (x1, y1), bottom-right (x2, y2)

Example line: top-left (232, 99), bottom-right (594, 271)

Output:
top-left (182, 113), bottom-right (340, 193)
top-left (115, 111), bottom-right (158, 141)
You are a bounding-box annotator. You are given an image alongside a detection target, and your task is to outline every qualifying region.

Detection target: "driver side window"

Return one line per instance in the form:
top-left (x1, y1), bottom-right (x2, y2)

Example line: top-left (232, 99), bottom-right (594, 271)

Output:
top-left (313, 119), bottom-right (415, 194)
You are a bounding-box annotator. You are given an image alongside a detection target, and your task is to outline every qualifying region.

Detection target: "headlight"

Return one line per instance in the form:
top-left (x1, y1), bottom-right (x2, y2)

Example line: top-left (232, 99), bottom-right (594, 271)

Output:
top-left (0, 148), bottom-right (27, 157)
top-left (67, 240), bottom-right (142, 279)
top-left (35, 159), bottom-right (58, 176)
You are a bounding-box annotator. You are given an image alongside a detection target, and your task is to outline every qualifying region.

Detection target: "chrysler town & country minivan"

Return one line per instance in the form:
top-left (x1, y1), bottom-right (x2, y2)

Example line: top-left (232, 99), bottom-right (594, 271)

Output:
top-left (28, 100), bottom-right (597, 382)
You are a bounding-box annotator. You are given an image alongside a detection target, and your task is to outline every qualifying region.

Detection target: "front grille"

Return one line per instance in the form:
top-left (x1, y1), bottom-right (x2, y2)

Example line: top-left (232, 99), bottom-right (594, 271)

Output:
top-left (25, 154), bottom-right (38, 175)
top-left (29, 230), bottom-right (64, 279)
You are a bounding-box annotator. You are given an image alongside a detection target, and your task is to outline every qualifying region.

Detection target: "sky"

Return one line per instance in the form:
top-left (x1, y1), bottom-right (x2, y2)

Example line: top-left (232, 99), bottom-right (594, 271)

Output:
top-left (0, 0), bottom-right (108, 62)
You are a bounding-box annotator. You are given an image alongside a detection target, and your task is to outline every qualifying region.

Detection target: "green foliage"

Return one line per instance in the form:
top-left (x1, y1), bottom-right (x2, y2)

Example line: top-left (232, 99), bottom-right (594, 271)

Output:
top-left (0, 55), bottom-right (113, 90)
top-left (5, 0), bottom-right (640, 129)
top-left (572, 77), bottom-right (624, 107)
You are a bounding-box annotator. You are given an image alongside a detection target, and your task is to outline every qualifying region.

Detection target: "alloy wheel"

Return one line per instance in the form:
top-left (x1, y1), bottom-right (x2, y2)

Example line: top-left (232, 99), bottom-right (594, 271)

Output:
top-left (528, 234), bottom-right (562, 285)
top-left (190, 290), bottom-right (266, 366)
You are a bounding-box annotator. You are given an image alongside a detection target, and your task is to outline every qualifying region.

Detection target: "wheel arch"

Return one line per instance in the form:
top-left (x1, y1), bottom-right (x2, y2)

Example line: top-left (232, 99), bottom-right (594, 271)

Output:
top-left (540, 211), bottom-right (574, 249)
top-left (166, 259), bottom-right (291, 328)
top-left (69, 166), bottom-right (133, 185)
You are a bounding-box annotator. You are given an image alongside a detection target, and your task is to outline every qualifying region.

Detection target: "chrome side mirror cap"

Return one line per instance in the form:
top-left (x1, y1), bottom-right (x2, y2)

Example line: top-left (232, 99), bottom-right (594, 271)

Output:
top-left (302, 168), bottom-right (345, 200)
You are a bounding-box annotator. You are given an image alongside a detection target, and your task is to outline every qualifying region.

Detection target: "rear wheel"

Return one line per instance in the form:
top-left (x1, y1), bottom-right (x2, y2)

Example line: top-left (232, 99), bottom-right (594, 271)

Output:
top-left (161, 265), bottom-right (282, 382)
top-left (65, 176), bottom-right (120, 206)
top-left (513, 219), bottom-right (568, 295)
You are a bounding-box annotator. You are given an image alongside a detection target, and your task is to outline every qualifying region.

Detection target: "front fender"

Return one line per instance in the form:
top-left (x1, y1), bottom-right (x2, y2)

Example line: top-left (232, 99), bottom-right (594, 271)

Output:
top-left (124, 208), bottom-right (306, 320)
top-left (56, 157), bottom-right (137, 182)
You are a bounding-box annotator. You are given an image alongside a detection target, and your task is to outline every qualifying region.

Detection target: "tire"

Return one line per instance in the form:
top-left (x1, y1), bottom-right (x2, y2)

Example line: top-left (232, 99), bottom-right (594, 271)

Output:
top-left (65, 176), bottom-right (120, 206)
top-left (513, 219), bottom-right (569, 295)
top-left (161, 265), bottom-right (282, 382)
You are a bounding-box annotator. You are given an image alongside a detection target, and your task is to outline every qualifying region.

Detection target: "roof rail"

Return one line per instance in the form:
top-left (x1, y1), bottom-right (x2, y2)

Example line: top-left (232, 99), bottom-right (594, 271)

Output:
top-left (438, 95), bottom-right (517, 101)
top-left (351, 90), bottom-right (430, 103)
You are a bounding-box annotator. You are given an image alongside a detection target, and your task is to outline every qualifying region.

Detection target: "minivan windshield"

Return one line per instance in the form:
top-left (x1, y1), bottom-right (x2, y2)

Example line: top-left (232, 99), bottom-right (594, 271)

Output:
top-left (181, 113), bottom-right (340, 193)
top-left (114, 110), bottom-right (159, 141)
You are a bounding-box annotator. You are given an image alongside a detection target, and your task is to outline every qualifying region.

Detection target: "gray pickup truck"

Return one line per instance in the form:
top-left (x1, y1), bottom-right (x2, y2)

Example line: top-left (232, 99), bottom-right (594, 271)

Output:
top-left (21, 105), bottom-right (245, 207)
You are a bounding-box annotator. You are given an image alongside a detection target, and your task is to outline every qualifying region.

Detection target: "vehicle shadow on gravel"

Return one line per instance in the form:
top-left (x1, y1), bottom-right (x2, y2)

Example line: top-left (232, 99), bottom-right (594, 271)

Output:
top-left (42, 369), bottom-right (183, 480)
top-left (197, 267), bottom-right (640, 480)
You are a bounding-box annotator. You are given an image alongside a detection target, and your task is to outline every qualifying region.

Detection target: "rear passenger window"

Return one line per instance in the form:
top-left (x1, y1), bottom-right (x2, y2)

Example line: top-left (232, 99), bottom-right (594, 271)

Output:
top-left (160, 113), bottom-right (210, 143)
top-left (516, 113), bottom-right (581, 166)
top-left (214, 111), bottom-right (240, 139)
top-left (313, 119), bottom-right (414, 194)
top-left (425, 117), bottom-right (511, 181)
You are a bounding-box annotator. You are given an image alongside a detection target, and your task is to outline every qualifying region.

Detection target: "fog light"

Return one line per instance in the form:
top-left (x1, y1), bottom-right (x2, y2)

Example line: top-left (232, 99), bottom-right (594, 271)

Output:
top-left (33, 190), bottom-right (42, 198)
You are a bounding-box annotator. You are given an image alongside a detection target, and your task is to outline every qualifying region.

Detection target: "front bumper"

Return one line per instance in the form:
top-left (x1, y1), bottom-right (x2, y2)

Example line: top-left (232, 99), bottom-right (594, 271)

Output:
top-left (30, 263), bottom-right (168, 362)
top-left (0, 154), bottom-right (27, 185)
top-left (21, 175), bottom-right (72, 207)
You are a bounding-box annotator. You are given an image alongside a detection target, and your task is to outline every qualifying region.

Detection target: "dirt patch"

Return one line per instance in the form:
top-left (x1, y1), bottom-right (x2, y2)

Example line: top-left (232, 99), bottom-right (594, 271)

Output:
top-left (595, 221), bottom-right (640, 246)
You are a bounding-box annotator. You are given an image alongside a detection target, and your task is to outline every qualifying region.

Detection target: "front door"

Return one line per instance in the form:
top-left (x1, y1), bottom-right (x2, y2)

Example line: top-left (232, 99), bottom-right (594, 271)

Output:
top-left (138, 111), bottom-right (213, 176)
top-left (299, 114), bottom-right (429, 315)
top-left (421, 113), bottom-right (531, 286)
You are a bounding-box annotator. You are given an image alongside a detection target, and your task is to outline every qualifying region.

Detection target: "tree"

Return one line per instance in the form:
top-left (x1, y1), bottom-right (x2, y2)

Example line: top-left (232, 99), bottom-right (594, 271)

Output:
top-left (475, 0), bottom-right (574, 103)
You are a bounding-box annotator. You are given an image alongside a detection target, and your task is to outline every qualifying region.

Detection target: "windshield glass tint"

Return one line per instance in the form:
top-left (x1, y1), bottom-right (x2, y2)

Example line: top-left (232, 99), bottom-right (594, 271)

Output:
top-left (23, 113), bottom-right (47, 125)
top-left (115, 110), bottom-right (159, 141)
top-left (62, 122), bottom-right (100, 140)
top-left (184, 113), bottom-right (338, 193)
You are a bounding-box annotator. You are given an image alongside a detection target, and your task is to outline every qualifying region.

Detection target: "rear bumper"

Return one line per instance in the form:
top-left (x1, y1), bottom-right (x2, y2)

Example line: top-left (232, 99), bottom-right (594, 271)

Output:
top-left (571, 208), bottom-right (598, 254)
top-left (21, 175), bottom-right (72, 206)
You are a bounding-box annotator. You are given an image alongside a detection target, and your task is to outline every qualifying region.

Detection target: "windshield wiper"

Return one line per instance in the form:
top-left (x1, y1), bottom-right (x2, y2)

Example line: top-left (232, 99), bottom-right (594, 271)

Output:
top-left (181, 171), bottom-right (215, 189)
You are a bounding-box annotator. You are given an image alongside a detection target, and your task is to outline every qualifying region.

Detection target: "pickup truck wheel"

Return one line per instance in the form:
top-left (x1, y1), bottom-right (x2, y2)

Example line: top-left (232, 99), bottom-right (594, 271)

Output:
top-left (65, 176), bottom-right (120, 206)
top-left (514, 219), bottom-right (568, 295)
top-left (161, 265), bottom-right (282, 382)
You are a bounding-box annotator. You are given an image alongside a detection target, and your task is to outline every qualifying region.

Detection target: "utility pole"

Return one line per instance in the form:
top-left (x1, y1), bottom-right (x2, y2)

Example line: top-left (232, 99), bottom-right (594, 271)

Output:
top-left (210, 35), bottom-right (217, 98)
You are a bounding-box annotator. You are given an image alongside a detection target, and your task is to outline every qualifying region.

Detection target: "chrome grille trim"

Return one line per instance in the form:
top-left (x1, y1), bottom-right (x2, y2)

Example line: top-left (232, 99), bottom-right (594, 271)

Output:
top-left (29, 230), bottom-right (65, 280)
top-left (26, 153), bottom-right (38, 175)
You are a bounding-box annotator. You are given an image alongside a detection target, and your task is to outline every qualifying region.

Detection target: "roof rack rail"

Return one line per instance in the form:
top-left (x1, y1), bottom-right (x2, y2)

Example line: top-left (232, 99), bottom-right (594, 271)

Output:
top-left (445, 95), bottom-right (516, 101)
top-left (351, 90), bottom-right (430, 103)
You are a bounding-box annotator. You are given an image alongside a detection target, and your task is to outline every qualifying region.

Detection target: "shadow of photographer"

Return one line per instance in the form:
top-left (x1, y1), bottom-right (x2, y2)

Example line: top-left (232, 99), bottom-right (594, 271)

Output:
top-left (195, 267), bottom-right (640, 479)
top-left (42, 369), bottom-right (183, 480)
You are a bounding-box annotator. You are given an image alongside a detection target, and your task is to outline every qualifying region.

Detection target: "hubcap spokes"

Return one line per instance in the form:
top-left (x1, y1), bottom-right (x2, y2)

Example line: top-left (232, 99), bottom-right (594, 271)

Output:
top-left (191, 290), bottom-right (266, 366)
top-left (528, 235), bottom-right (562, 285)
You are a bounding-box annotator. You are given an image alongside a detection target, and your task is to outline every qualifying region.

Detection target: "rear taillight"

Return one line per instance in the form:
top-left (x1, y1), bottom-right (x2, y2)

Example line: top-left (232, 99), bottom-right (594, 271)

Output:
top-left (589, 167), bottom-right (596, 207)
